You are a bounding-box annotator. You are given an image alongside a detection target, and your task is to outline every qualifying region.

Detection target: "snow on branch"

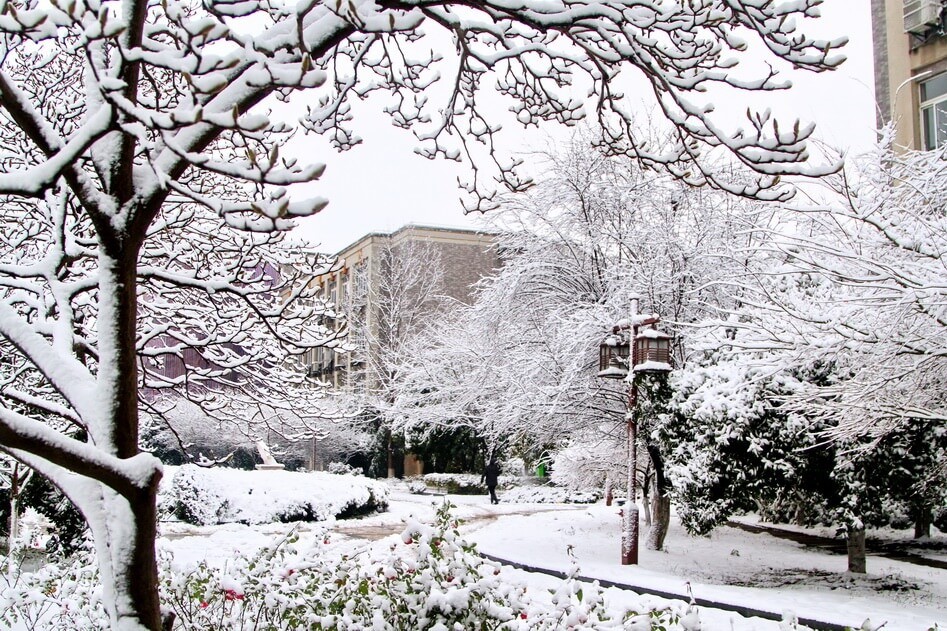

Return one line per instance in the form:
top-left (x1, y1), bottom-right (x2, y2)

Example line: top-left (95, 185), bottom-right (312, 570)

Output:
top-left (0, 405), bottom-right (160, 499)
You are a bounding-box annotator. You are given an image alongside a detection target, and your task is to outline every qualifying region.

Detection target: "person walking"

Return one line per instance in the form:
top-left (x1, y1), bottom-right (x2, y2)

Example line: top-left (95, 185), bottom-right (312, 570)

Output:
top-left (482, 457), bottom-right (500, 505)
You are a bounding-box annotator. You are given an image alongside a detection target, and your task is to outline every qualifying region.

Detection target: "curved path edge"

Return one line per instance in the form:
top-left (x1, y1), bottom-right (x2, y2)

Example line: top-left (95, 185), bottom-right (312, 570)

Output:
top-left (479, 552), bottom-right (851, 631)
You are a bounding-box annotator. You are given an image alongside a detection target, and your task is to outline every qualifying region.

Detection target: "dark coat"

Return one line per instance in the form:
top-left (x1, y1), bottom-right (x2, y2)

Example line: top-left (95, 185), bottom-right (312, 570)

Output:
top-left (483, 461), bottom-right (500, 488)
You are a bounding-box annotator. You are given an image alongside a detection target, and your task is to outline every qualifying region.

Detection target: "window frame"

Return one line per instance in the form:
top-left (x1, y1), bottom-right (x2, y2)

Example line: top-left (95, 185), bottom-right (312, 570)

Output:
top-left (920, 71), bottom-right (947, 150)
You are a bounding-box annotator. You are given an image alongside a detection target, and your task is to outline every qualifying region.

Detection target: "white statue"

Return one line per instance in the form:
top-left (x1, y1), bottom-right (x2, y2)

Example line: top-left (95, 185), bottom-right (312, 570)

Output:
top-left (255, 441), bottom-right (284, 470)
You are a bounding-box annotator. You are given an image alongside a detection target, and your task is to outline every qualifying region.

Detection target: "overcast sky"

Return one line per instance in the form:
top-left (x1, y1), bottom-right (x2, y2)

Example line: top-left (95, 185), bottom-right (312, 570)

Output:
top-left (291, 1), bottom-right (877, 254)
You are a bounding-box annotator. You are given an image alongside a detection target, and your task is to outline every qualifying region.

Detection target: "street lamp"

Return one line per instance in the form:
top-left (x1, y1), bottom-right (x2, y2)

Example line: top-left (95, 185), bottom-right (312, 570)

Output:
top-left (597, 297), bottom-right (672, 565)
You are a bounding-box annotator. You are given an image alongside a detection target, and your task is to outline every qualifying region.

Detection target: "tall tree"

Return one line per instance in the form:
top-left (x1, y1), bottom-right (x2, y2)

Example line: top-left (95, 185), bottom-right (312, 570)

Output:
top-left (0, 1), bottom-right (844, 627)
top-left (394, 136), bottom-right (768, 550)
top-left (766, 128), bottom-right (947, 442)
top-left (693, 126), bottom-right (947, 570)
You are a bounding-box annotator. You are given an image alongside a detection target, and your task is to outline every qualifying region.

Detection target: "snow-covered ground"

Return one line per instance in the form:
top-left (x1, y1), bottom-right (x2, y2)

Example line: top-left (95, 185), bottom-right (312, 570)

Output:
top-left (161, 482), bottom-right (947, 631)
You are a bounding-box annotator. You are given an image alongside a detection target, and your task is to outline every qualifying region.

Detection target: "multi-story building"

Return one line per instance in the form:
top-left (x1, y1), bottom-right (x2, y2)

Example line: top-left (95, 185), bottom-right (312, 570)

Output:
top-left (302, 224), bottom-right (501, 475)
top-left (305, 223), bottom-right (501, 390)
top-left (872, 0), bottom-right (947, 149)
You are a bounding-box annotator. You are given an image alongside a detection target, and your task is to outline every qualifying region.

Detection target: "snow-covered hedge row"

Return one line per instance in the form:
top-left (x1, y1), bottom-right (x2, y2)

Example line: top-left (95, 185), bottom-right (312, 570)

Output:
top-left (160, 466), bottom-right (389, 526)
top-left (417, 474), bottom-right (599, 504)
top-left (1, 503), bottom-right (723, 630)
top-left (500, 486), bottom-right (599, 504)
top-left (420, 473), bottom-right (518, 495)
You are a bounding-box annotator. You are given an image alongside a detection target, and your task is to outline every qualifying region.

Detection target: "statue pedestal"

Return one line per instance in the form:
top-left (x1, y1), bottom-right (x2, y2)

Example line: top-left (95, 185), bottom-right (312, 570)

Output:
top-left (255, 463), bottom-right (285, 471)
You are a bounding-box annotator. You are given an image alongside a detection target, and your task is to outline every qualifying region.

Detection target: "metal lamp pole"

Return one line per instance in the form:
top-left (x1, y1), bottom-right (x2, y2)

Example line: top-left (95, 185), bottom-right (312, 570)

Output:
top-left (622, 377), bottom-right (639, 565)
top-left (598, 295), bottom-right (669, 566)
top-left (622, 296), bottom-right (640, 566)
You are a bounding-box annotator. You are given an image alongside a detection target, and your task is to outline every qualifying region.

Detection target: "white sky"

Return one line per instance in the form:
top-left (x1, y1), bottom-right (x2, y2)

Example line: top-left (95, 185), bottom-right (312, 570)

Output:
top-left (291, 1), bottom-right (877, 254)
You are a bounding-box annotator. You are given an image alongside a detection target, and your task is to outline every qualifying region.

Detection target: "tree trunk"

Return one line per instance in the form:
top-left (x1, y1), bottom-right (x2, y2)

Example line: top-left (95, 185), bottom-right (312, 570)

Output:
top-left (87, 479), bottom-right (162, 630)
top-left (93, 253), bottom-right (164, 630)
top-left (914, 503), bottom-right (932, 539)
top-left (8, 462), bottom-right (21, 549)
top-left (647, 493), bottom-right (670, 551)
top-left (846, 525), bottom-right (867, 574)
top-left (603, 474), bottom-right (612, 506)
top-left (641, 471), bottom-right (652, 527)
top-left (645, 444), bottom-right (670, 550)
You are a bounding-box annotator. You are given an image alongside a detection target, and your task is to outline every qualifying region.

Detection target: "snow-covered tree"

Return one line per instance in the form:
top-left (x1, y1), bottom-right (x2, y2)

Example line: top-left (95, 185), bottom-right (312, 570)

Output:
top-left (676, 127), bottom-right (947, 572)
top-left (394, 135), bottom-right (769, 550)
top-left (0, 0), bottom-right (846, 626)
top-left (763, 129), bottom-right (947, 442)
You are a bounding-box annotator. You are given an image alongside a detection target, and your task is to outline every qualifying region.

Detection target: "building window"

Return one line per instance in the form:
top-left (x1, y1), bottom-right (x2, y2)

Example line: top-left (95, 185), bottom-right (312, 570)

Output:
top-left (920, 72), bottom-right (947, 149)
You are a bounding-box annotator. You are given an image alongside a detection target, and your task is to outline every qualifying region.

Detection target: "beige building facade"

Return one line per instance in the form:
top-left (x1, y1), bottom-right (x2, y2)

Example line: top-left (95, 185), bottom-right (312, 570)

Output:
top-left (304, 224), bottom-right (501, 390)
top-left (872, 0), bottom-right (947, 149)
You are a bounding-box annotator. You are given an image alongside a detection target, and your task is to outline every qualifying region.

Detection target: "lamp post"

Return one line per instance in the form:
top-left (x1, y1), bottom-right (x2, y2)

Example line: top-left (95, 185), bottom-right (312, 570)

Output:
top-left (597, 296), bottom-right (672, 565)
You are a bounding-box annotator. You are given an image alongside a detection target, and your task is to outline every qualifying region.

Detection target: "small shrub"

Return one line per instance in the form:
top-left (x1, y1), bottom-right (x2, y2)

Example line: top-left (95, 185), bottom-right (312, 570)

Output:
top-left (326, 462), bottom-right (361, 476)
top-left (406, 479), bottom-right (428, 495)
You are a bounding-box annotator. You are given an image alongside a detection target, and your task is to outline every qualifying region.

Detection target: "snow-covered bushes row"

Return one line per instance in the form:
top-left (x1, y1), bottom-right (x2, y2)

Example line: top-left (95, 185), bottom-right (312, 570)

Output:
top-left (160, 466), bottom-right (389, 526)
top-left (2, 503), bottom-right (707, 630)
top-left (416, 474), bottom-right (599, 503)
top-left (420, 473), bottom-right (518, 495)
top-left (500, 487), bottom-right (599, 504)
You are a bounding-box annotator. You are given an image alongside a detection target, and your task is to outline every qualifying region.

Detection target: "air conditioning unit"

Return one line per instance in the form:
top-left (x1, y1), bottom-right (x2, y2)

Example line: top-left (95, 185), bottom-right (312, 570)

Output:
top-left (904, 0), bottom-right (943, 33)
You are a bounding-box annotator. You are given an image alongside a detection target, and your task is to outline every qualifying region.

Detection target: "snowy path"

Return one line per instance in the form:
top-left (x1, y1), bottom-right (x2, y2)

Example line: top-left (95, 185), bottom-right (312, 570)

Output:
top-left (468, 504), bottom-right (947, 631)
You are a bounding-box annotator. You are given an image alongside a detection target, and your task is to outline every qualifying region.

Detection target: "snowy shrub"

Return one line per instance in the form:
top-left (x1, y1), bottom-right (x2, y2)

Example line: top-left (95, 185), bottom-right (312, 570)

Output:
top-left (0, 550), bottom-right (109, 630)
top-left (164, 465), bottom-right (389, 526)
top-left (12, 508), bottom-right (54, 552)
top-left (326, 462), bottom-right (361, 476)
top-left (162, 502), bottom-right (631, 630)
top-left (167, 466), bottom-right (230, 525)
top-left (405, 478), bottom-right (429, 494)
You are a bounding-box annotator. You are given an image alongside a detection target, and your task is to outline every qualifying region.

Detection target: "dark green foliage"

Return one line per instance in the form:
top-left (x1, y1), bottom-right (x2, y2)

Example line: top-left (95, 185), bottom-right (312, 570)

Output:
top-left (659, 366), bottom-right (828, 535)
top-left (662, 361), bottom-right (947, 539)
top-left (18, 474), bottom-right (88, 557)
top-left (409, 427), bottom-right (485, 474)
top-left (229, 447), bottom-right (260, 471)
top-left (829, 422), bottom-right (947, 533)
